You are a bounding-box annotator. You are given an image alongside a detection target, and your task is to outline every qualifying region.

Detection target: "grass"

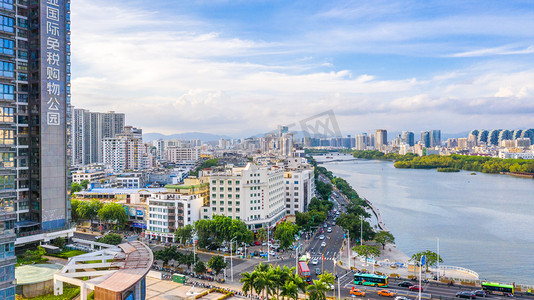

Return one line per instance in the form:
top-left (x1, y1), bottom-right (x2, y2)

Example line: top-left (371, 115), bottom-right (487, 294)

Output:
top-left (20, 286), bottom-right (80, 300)
top-left (49, 250), bottom-right (87, 259)
top-left (16, 257), bottom-right (49, 267)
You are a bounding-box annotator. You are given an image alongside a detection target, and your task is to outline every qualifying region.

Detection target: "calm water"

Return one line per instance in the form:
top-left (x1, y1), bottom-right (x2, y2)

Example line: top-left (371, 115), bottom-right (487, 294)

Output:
top-left (316, 155), bottom-right (534, 285)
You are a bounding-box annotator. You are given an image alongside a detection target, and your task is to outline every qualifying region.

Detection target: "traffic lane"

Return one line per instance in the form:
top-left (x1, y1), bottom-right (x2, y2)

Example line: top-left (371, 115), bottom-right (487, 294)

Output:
top-left (323, 226), bottom-right (344, 257)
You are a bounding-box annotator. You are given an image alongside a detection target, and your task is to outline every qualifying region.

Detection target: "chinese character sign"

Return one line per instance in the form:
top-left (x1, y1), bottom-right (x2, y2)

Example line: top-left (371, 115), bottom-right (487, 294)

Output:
top-left (41, 0), bottom-right (65, 126)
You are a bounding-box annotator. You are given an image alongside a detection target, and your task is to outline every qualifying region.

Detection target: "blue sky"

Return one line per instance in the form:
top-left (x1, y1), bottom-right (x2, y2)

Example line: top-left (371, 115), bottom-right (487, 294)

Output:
top-left (71, 0), bottom-right (534, 137)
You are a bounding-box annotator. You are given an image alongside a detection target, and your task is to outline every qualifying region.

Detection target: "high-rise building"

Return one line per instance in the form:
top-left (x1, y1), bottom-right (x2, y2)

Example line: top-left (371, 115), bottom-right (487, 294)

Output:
top-left (420, 131), bottom-right (431, 147)
top-left (375, 129), bottom-right (387, 150)
top-left (71, 109), bottom-right (125, 165)
top-left (355, 133), bottom-right (369, 150)
top-left (7, 2), bottom-right (75, 295)
top-left (431, 130), bottom-right (441, 147)
top-left (103, 126), bottom-right (144, 172)
top-left (401, 131), bottom-right (415, 146)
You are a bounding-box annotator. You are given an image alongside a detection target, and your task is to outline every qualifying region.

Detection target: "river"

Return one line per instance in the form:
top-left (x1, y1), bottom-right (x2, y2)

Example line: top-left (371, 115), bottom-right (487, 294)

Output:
top-left (315, 154), bottom-right (534, 285)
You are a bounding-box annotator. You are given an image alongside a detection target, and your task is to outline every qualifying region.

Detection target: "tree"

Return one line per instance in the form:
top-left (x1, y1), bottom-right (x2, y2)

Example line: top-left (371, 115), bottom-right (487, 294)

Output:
top-left (51, 237), bottom-right (66, 248)
top-left (97, 233), bottom-right (123, 245)
top-left (77, 199), bottom-right (103, 225)
top-left (375, 231), bottom-right (395, 249)
top-left (70, 182), bottom-right (82, 195)
top-left (240, 271), bottom-right (256, 299)
top-left (307, 278), bottom-right (329, 300)
top-left (411, 250), bottom-right (443, 272)
top-left (71, 199), bottom-right (80, 223)
top-left (154, 246), bottom-right (179, 265)
top-left (193, 260), bottom-right (207, 274)
top-left (281, 281), bottom-right (298, 300)
top-left (274, 221), bottom-right (298, 250)
top-left (337, 213), bottom-right (375, 242)
top-left (175, 224), bottom-right (194, 245)
top-left (98, 202), bottom-right (128, 229)
top-left (353, 245), bottom-right (380, 264)
top-left (315, 181), bottom-right (332, 200)
top-left (207, 255), bottom-right (227, 277)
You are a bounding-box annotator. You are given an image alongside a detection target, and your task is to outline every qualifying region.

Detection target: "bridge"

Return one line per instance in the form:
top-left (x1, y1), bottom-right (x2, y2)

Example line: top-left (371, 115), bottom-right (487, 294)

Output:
top-left (316, 158), bottom-right (359, 164)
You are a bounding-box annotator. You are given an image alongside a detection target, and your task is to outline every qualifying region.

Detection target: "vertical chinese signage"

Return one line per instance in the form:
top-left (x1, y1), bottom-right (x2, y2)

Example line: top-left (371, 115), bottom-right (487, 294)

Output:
top-left (40, 0), bottom-right (68, 231)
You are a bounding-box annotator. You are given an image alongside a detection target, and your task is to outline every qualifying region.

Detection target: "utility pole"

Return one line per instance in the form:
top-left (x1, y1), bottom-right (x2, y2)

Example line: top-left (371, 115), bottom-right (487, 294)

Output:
top-left (360, 215), bottom-right (363, 245)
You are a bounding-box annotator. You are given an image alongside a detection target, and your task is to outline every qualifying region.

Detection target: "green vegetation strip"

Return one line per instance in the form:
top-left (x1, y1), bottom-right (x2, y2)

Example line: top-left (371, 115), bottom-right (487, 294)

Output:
top-left (23, 286), bottom-right (80, 300)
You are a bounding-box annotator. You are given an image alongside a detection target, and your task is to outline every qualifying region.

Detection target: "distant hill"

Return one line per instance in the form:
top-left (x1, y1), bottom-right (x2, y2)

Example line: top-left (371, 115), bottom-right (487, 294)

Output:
top-left (143, 132), bottom-right (233, 142)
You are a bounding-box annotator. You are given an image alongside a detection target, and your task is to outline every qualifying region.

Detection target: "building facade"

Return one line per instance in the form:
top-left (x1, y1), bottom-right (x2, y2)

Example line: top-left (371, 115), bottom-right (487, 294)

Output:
top-left (71, 109), bottom-right (125, 166)
top-left (283, 168), bottom-right (314, 215)
top-left (164, 146), bottom-right (199, 163)
top-left (375, 129), bottom-right (387, 150)
top-left (200, 163), bottom-right (286, 231)
top-left (103, 126), bottom-right (144, 173)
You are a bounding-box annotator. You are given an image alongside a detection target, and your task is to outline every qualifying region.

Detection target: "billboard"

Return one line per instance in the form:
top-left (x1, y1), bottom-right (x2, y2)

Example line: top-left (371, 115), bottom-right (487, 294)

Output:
top-left (40, 0), bottom-right (68, 231)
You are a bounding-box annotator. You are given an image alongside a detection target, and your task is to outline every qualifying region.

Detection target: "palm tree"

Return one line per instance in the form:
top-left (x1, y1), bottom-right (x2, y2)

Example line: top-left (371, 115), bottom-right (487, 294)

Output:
top-left (272, 265), bottom-right (295, 300)
top-left (318, 272), bottom-right (335, 286)
top-left (307, 279), bottom-right (329, 300)
top-left (290, 273), bottom-right (307, 297)
top-left (241, 271), bottom-right (256, 299)
top-left (280, 281), bottom-right (298, 300)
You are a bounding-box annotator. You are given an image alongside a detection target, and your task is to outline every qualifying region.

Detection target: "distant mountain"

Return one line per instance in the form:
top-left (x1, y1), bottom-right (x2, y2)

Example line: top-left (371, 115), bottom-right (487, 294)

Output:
top-left (143, 132), bottom-right (233, 142)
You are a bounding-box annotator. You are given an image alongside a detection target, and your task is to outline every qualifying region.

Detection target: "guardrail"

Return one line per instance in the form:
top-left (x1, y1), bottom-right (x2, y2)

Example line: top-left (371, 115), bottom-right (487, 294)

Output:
top-left (439, 265), bottom-right (479, 278)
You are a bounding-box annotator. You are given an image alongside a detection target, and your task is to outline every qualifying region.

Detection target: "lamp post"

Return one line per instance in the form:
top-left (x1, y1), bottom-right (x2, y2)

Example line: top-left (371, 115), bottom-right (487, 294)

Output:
top-left (337, 270), bottom-right (352, 300)
top-left (360, 215), bottom-right (363, 245)
top-left (230, 237), bottom-right (237, 282)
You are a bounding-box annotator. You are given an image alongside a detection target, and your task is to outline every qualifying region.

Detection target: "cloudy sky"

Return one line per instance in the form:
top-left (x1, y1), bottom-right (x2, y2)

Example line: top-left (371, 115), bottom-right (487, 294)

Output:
top-left (71, 0), bottom-right (534, 137)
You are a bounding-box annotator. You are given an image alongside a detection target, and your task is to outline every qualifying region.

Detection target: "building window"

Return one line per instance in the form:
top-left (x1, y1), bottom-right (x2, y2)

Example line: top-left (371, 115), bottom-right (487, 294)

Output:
top-left (212, 201), bottom-right (216, 205)
top-left (0, 0), bottom-right (13, 11)
top-left (228, 194), bottom-right (232, 199)
top-left (212, 180), bottom-right (216, 184)
top-left (0, 84), bottom-right (14, 100)
top-left (0, 129), bottom-right (13, 145)
top-left (0, 38), bottom-right (13, 55)
top-left (228, 208), bottom-right (232, 212)
top-left (0, 107), bottom-right (13, 122)
top-left (220, 194), bottom-right (224, 198)
top-left (228, 180), bottom-right (232, 184)
top-left (212, 194), bottom-right (216, 198)
top-left (236, 201), bottom-right (240, 206)
top-left (219, 180), bottom-right (224, 184)
top-left (235, 181), bottom-right (240, 185)
top-left (0, 16), bottom-right (14, 33)
top-left (220, 201), bottom-right (224, 205)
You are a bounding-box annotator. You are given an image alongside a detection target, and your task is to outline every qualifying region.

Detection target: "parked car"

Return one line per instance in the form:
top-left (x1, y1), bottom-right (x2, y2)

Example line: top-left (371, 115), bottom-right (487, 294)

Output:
top-left (473, 290), bottom-right (486, 297)
top-left (321, 241), bottom-right (327, 247)
top-left (377, 290), bottom-right (395, 297)
top-left (311, 258), bottom-right (319, 265)
top-left (315, 268), bottom-right (321, 275)
top-left (254, 241), bottom-right (261, 246)
top-left (456, 291), bottom-right (476, 299)
top-left (398, 281), bottom-right (413, 287)
top-left (408, 285), bottom-right (423, 292)
top-left (350, 288), bottom-right (366, 297)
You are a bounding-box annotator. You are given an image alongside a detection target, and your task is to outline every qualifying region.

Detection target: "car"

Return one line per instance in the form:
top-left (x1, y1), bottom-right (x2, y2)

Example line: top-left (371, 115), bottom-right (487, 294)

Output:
top-left (262, 242), bottom-right (267, 246)
top-left (221, 247), bottom-right (229, 252)
top-left (350, 288), bottom-right (366, 297)
top-left (332, 221), bottom-right (336, 226)
top-left (324, 224), bottom-right (328, 228)
top-left (315, 268), bottom-right (321, 275)
top-left (268, 251), bottom-right (275, 256)
top-left (456, 291), bottom-right (476, 299)
top-left (408, 285), bottom-right (423, 292)
top-left (319, 235), bottom-right (325, 240)
top-left (254, 241), bottom-right (261, 246)
top-left (398, 281), bottom-right (413, 287)
top-left (377, 290), bottom-right (395, 297)
top-left (311, 258), bottom-right (319, 265)
top-left (394, 297), bottom-right (410, 300)
top-left (473, 290), bottom-right (486, 297)
top-left (327, 227), bottom-right (332, 233)
top-left (321, 241), bottom-right (327, 247)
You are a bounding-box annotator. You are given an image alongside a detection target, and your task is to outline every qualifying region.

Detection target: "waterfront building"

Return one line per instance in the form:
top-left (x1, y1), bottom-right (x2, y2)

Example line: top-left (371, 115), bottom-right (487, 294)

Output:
top-left (375, 129), bottom-right (387, 150)
top-left (401, 131), bottom-right (415, 146)
top-left (200, 163), bottom-right (285, 231)
top-left (355, 133), bottom-right (369, 150)
top-left (71, 109), bottom-right (125, 166)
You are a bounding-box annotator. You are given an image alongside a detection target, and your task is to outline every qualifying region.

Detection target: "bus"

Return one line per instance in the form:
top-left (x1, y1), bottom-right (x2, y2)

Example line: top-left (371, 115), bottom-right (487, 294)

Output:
top-left (481, 282), bottom-right (514, 296)
top-left (354, 273), bottom-right (388, 287)
top-left (298, 261), bottom-right (312, 284)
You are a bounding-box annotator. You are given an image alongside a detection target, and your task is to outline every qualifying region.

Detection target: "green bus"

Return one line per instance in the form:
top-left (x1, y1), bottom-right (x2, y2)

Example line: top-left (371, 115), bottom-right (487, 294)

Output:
top-left (481, 282), bottom-right (514, 295)
top-left (354, 273), bottom-right (388, 287)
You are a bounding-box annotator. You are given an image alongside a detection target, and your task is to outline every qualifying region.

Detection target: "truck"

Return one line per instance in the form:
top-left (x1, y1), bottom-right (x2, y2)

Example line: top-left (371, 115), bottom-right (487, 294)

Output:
top-left (298, 261), bottom-right (311, 284)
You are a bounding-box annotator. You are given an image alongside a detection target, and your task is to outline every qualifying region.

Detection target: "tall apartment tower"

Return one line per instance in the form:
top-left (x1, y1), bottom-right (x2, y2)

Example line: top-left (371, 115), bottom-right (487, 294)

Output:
top-left (420, 131), bottom-right (431, 147)
top-left (431, 129), bottom-right (441, 147)
top-left (375, 129), bottom-right (387, 150)
top-left (71, 108), bottom-right (125, 165)
top-left (103, 126), bottom-right (144, 173)
top-left (401, 131), bottom-right (415, 146)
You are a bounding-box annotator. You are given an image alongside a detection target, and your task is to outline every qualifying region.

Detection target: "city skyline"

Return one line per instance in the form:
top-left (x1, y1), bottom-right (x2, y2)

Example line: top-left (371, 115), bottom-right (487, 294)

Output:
top-left (72, 0), bottom-right (534, 136)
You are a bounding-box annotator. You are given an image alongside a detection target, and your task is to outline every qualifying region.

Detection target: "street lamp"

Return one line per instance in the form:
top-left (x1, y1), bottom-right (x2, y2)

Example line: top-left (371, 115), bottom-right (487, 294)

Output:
top-left (337, 270), bottom-right (352, 300)
top-left (230, 237), bottom-right (237, 282)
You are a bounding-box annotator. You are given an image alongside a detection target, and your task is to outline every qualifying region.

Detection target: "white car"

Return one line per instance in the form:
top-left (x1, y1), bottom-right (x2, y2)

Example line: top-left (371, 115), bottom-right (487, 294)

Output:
top-left (321, 241), bottom-right (326, 247)
top-left (311, 259), bottom-right (319, 265)
top-left (327, 227), bottom-right (332, 233)
top-left (319, 235), bottom-right (325, 240)
top-left (268, 251), bottom-right (275, 256)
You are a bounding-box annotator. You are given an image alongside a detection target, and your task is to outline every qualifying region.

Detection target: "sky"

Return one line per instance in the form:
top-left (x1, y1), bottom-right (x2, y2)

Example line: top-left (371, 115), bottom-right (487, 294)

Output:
top-left (71, 0), bottom-right (534, 138)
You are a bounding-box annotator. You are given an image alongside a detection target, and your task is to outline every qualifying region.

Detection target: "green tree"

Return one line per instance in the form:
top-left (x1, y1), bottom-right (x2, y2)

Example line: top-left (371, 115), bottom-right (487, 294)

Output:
top-left (353, 245), bottom-right (380, 263)
top-left (154, 246), bottom-right (179, 265)
top-left (337, 214), bottom-right (375, 242)
top-left (240, 271), bottom-right (256, 299)
top-left (411, 250), bottom-right (443, 272)
top-left (97, 233), bottom-right (123, 245)
top-left (207, 255), bottom-right (227, 277)
top-left (281, 281), bottom-right (298, 300)
top-left (274, 221), bottom-right (298, 250)
top-left (98, 202), bottom-right (128, 229)
top-left (307, 278), bottom-right (329, 300)
top-left (71, 199), bottom-right (80, 223)
top-left (51, 237), bottom-right (66, 248)
top-left (193, 260), bottom-right (207, 274)
top-left (70, 182), bottom-right (82, 195)
top-left (175, 224), bottom-right (194, 245)
top-left (315, 181), bottom-right (333, 200)
top-left (375, 231), bottom-right (395, 249)
top-left (77, 199), bottom-right (103, 225)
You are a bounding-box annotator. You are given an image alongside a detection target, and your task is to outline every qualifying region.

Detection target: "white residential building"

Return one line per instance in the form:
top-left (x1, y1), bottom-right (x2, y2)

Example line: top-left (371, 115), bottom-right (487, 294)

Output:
top-left (72, 170), bottom-right (106, 184)
top-left (164, 147), bottom-right (200, 163)
top-left (146, 193), bottom-right (204, 242)
top-left (283, 168), bottom-right (314, 215)
top-left (103, 126), bottom-right (144, 172)
top-left (200, 163), bottom-right (286, 231)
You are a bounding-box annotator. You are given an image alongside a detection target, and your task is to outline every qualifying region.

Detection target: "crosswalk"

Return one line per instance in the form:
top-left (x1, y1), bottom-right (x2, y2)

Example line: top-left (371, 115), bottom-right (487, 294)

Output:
top-left (309, 255), bottom-right (337, 261)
